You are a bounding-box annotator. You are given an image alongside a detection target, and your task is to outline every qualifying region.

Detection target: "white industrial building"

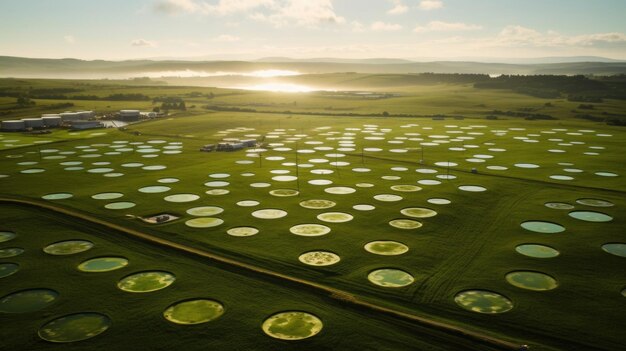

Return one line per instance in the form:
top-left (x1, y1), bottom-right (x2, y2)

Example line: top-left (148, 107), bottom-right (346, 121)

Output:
top-left (42, 116), bottom-right (62, 127)
top-left (22, 118), bottom-right (45, 128)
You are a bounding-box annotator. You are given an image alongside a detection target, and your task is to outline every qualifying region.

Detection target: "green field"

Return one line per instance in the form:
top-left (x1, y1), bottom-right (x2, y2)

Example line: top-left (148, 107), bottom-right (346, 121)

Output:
top-left (1, 79), bottom-right (625, 350)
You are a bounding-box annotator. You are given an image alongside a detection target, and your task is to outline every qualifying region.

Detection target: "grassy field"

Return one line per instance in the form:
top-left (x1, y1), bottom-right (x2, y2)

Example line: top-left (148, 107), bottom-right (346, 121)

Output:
top-left (1, 79), bottom-right (625, 350)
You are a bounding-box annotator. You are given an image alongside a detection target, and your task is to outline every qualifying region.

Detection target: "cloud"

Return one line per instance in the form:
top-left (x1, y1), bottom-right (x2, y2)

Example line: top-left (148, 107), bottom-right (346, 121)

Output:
top-left (154, 0), bottom-right (273, 15)
top-left (351, 20), bottom-right (366, 33)
top-left (414, 21), bottom-right (482, 33)
top-left (131, 39), bottom-right (157, 47)
top-left (370, 21), bottom-right (402, 31)
top-left (250, 0), bottom-right (345, 28)
top-left (387, 0), bottom-right (408, 15)
top-left (64, 35), bottom-right (75, 44)
top-left (213, 34), bottom-right (240, 42)
top-left (492, 26), bottom-right (626, 47)
top-left (418, 0), bottom-right (443, 10)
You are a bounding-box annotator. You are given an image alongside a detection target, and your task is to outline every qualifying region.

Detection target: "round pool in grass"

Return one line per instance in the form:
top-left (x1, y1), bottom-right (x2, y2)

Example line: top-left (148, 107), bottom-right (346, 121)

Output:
top-left (0, 247), bottom-right (24, 258)
top-left (252, 209), bottom-right (287, 219)
top-left (458, 185), bottom-right (487, 192)
top-left (290, 224), bottom-right (331, 237)
top-left (158, 177), bottom-right (179, 184)
top-left (389, 219), bottom-right (422, 229)
top-left (0, 263), bottom-right (19, 278)
top-left (186, 206), bottom-right (224, 216)
top-left (38, 313), bottom-right (111, 342)
top-left (390, 185), bottom-right (421, 192)
top-left (368, 269), bottom-right (414, 288)
top-left (506, 271), bottom-right (558, 291)
top-left (227, 227), bottom-right (259, 237)
top-left (0, 288), bottom-right (59, 313)
top-left (164, 194), bottom-right (200, 203)
top-left (206, 189), bottom-right (229, 196)
top-left (138, 186), bottom-right (171, 193)
top-left (0, 231), bottom-right (16, 243)
top-left (269, 189), bottom-right (299, 197)
top-left (353, 204), bottom-right (375, 211)
top-left (117, 271), bottom-right (175, 293)
top-left (91, 192), bottom-right (124, 200)
top-left (42, 193), bottom-right (73, 200)
top-left (374, 194), bottom-right (403, 202)
top-left (324, 186), bottom-right (355, 195)
top-left (44, 240), bottom-right (94, 255)
top-left (262, 311), bottom-right (323, 340)
top-left (78, 257), bottom-right (129, 272)
top-left (568, 211), bottom-right (613, 222)
top-left (104, 202), bottom-right (136, 210)
top-left (237, 200), bottom-right (259, 207)
top-left (400, 207), bottom-right (437, 218)
top-left (428, 198), bottom-right (451, 205)
top-left (576, 198), bottom-right (614, 207)
top-left (298, 251), bottom-right (340, 266)
top-left (545, 202), bottom-right (574, 210)
top-left (520, 221), bottom-right (565, 233)
top-left (601, 243), bottom-right (626, 258)
top-left (364, 241), bottom-right (409, 256)
top-left (317, 212), bottom-right (353, 223)
top-left (163, 299), bottom-right (224, 325)
top-left (515, 244), bottom-right (560, 258)
top-left (454, 290), bottom-right (513, 314)
top-left (185, 218), bottom-right (224, 228)
top-left (299, 199), bottom-right (336, 209)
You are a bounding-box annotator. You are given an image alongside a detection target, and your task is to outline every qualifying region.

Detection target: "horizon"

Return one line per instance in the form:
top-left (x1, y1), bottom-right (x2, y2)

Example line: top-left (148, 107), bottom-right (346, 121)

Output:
top-left (1, 0), bottom-right (625, 61)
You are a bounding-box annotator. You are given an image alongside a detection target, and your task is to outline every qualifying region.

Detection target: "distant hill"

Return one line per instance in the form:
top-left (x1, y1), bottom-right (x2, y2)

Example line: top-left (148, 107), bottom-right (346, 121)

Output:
top-left (1, 56), bottom-right (625, 78)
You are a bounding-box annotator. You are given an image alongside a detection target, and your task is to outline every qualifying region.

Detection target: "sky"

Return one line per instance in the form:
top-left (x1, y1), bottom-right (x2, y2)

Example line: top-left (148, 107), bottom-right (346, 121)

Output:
top-left (0, 0), bottom-right (625, 61)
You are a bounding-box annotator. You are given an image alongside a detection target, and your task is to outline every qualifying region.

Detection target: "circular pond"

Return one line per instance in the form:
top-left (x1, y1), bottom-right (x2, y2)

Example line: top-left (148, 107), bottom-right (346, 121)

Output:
top-left (364, 241), bottom-right (409, 256)
top-left (505, 271), bottom-right (558, 291)
top-left (374, 194), bottom-right (403, 202)
top-left (163, 299), bottom-right (224, 325)
top-left (185, 218), bottom-right (224, 228)
top-left (298, 251), bottom-right (341, 266)
top-left (0, 247), bottom-right (24, 258)
top-left (158, 177), bottom-right (180, 184)
top-left (515, 244), bottom-right (560, 258)
top-left (545, 202), bottom-right (574, 210)
top-left (38, 313), bottom-right (110, 343)
top-left (576, 198), bottom-right (614, 207)
top-left (269, 189), bottom-right (299, 197)
top-left (186, 206), bottom-right (224, 216)
top-left (368, 269), bottom-right (414, 288)
top-left (390, 185), bottom-right (421, 192)
top-left (42, 193), bottom-right (73, 200)
top-left (520, 221), bottom-right (565, 234)
top-left (262, 311), bottom-right (323, 340)
top-left (0, 288), bottom-right (58, 313)
top-left (454, 290), bottom-right (513, 314)
top-left (458, 185), bottom-right (487, 192)
top-left (237, 200), bottom-right (260, 207)
top-left (601, 243), bottom-right (626, 258)
top-left (427, 198), bottom-right (451, 205)
top-left (252, 209), bottom-right (287, 219)
top-left (290, 224), bottom-right (331, 237)
top-left (164, 194), bottom-right (199, 203)
top-left (78, 257), bottom-right (129, 272)
top-left (117, 271), bottom-right (175, 293)
top-left (44, 240), bottom-right (94, 255)
top-left (568, 211), bottom-right (612, 222)
top-left (401, 207), bottom-right (437, 218)
top-left (91, 193), bottom-right (123, 200)
top-left (138, 186), bottom-right (171, 194)
top-left (104, 202), bottom-right (136, 210)
top-left (0, 263), bottom-right (19, 278)
top-left (389, 219), bottom-right (422, 229)
top-left (316, 212), bottom-right (353, 223)
top-left (353, 204), bottom-right (375, 211)
top-left (0, 231), bottom-right (16, 243)
top-left (324, 186), bottom-right (356, 195)
top-left (299, 199), bottom-right (336, 209)
top-left (227, 227), bottom-right (259, 237)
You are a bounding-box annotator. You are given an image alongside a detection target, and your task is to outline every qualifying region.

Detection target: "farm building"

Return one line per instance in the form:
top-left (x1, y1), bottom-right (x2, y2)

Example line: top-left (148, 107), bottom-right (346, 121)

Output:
top-left (1, 120), bottom-right (26, 131)
top-left (119, 110), bottom-right (140, 121)
top-left (22, 118), bottom-right (45, 128)
top-left (42, 116), bottom-right (62, 127)
top-left (200, 144), bottom-right (215, 152)
top-left (216, 142), bottom-right (245, 151)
